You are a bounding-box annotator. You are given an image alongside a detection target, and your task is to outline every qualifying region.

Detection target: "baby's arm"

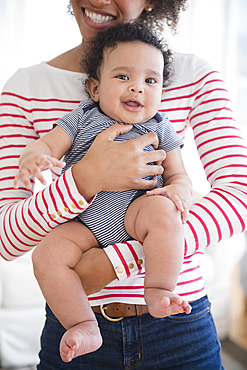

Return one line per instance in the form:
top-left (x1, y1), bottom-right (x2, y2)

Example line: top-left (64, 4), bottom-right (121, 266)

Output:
top-left (14, 126), bottom-right (71, 190)
top-left (147, 147), bottom-right (193, 223)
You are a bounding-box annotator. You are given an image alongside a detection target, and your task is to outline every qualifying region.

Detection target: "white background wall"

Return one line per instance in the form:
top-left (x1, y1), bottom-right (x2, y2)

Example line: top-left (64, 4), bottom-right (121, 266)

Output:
top-left (164, 0), bottom-right (238, 95)
top-left (0, 0), bottom-right (81, 89)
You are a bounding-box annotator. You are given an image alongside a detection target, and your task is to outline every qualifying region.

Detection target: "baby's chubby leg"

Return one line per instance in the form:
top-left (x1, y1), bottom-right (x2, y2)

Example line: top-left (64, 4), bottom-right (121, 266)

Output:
top-left (125, 194), bottom-right (191, 318)
top-left (32, 221), bottom-right (102, 362)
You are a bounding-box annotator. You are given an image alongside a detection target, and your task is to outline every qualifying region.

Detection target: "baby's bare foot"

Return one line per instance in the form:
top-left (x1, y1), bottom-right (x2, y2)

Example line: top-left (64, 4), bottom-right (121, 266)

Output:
top-left (59, 320), bottom-right (102, 362)
top-left (145, 287), bottom-right (192, 318)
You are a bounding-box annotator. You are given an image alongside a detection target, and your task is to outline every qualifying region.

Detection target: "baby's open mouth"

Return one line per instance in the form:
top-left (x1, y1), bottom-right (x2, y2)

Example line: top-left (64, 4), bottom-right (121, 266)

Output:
top-left (123, 100), bottom-right (143, 111)
top-left (124, 101), bottom-right (143, 107)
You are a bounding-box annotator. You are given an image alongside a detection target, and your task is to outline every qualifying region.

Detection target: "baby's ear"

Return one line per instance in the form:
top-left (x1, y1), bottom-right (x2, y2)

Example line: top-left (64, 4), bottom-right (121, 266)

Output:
top-left (86, 78), bottom-right (100, 102)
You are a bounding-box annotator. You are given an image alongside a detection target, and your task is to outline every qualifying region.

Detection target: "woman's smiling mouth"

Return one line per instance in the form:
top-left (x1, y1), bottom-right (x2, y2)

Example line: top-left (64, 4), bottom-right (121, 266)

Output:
top-left (84, 8), bottom-right (115, 24)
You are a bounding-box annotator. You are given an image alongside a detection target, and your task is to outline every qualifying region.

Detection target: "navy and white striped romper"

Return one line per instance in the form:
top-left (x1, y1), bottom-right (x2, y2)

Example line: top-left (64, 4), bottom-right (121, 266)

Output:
top-left (56, 100), bottom-right (183, 247)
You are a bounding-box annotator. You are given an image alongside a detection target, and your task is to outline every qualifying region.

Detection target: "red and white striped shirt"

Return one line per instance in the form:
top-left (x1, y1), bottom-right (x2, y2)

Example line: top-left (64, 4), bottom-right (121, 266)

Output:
top-left (1, 53), bottom-right (247, 303)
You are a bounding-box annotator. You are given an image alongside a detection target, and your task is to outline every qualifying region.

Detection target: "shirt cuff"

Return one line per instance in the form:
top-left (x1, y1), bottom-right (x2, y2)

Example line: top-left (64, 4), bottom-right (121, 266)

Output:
top-left (104, 240), bottom-right (145, 281)
top-left (41, 167), bottom-right (96, 223)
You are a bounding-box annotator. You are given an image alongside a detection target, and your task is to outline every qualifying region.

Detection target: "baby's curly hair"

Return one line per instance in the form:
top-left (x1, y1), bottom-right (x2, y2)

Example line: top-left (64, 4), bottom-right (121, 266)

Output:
top-left (67, 1), bottom-right (188, 33)
top-left (81, 22), bottom-right (172, 96)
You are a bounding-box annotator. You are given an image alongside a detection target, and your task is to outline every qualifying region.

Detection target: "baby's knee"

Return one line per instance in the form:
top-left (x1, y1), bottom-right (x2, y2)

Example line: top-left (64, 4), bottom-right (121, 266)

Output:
top-left (32, 244), bottom-right (50, 278)
top-left (147, 196), bottom-right (182, 229)
top-left (147, 195), bottom-right (176, 217)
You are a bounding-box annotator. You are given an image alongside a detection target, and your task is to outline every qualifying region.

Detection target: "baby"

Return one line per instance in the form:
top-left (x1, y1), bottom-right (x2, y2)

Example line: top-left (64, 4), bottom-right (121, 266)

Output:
top-left (14, 22), bottom-right (192, 363)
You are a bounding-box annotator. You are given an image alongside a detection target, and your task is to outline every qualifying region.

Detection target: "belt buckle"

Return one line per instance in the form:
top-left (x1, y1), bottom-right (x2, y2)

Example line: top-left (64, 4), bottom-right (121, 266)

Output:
top-left (100, 304), bottom-right (124, 322)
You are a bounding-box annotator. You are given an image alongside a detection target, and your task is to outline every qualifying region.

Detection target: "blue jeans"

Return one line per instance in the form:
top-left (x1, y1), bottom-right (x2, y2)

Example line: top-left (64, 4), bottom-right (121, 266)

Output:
top-left (37, 296), bottom-right (224, 369)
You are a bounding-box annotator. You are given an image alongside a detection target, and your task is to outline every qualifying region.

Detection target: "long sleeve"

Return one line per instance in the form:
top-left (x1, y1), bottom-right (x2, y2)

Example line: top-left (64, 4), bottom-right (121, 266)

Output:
top-left (0, 65), bottom-right (91, 261)
top-left (182, 56), bottom-right (247, 255)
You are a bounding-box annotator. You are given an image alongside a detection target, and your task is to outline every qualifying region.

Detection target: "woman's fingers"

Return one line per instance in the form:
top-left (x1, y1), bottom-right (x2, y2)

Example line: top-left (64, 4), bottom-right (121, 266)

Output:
top-left (97, 122), bottom-right (133, 141)
top-left (130, 130), bottom-right (160, 150)
top-left (97, 123), bottom-right (163, 158)
top-left (142, 148), bottom-right (166, 166)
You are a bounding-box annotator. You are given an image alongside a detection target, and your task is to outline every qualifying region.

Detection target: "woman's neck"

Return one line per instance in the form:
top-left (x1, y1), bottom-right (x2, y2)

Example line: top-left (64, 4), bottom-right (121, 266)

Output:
top-left (47, 43), bottom-right (86, 73)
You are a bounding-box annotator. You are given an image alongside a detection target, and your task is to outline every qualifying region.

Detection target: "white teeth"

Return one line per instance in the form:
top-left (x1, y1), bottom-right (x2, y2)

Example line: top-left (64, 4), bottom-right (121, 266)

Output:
top-left (85, 9), bottom-right (114, 24)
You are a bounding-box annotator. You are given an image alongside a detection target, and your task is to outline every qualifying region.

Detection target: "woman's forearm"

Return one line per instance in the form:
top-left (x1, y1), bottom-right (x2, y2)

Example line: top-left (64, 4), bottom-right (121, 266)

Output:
top-left (74, 240), bottom-right (146, 296)
top-left (184, 67), bottom-right (247, 255)
top-left (0, 168), bottom-right (91, 261)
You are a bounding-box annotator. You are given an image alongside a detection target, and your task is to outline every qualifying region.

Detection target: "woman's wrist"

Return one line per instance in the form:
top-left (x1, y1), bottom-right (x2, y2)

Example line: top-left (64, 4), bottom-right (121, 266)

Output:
top-left (71, 161), bottom-right (97, 202)
top-left (74, 247), bottom-right (117, 296)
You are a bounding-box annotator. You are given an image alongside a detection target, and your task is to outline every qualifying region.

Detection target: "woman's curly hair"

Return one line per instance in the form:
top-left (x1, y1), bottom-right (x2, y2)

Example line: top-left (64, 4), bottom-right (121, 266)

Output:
top-left (80, 22), bottom-right (173, 96)
top-left (67, 1), bottom-right (188, 33)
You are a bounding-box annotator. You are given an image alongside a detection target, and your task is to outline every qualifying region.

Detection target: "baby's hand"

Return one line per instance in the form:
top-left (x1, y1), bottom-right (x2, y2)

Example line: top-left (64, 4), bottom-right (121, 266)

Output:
top-left (147, 184), bottom-right (192, 224)
top-left (14, 153), bottom-right (65, 190)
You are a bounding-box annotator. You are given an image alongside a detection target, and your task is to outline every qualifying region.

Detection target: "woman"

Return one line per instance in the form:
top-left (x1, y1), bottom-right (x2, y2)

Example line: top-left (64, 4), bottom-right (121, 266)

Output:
top-left (1, 0), bottom-right (247, 368)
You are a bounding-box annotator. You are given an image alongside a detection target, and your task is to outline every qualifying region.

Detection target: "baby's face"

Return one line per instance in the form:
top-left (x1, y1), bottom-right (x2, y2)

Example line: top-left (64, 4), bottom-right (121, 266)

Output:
top-left (89, 41), bottom-right (165, 124)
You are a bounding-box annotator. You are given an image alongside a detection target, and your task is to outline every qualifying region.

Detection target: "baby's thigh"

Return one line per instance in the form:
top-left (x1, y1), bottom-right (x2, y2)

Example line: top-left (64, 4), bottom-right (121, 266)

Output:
top-left (33, 221), bottom-right (98, 269)
top-left (48, 221), bottom-right (99, 251)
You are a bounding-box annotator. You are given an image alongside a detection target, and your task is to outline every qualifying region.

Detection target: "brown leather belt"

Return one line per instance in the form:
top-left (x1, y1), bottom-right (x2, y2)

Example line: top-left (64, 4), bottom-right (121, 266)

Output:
top-left (92, 303), bottom-right (149, 322)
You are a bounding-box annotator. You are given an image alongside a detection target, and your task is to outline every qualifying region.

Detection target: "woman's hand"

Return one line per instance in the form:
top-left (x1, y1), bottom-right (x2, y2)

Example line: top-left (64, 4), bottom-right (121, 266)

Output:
top-left (72, 123), bottom-right (166, 201)
top-left (74, 247), bottom-right (117, 296)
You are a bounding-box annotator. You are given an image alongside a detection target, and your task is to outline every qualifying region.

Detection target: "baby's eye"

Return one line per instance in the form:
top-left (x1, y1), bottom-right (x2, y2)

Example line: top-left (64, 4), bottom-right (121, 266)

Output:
top-left (116, 75), bottom-right (129, 80)
top-left (145, 77), bottom-right (156, 84)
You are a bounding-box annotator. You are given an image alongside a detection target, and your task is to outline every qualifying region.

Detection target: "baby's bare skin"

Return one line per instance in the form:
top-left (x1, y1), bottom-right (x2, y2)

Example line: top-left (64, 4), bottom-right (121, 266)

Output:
top-left (145, 288), bottom-right (191, 318)
top-left (60, 320), bottom-right (102, 362)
